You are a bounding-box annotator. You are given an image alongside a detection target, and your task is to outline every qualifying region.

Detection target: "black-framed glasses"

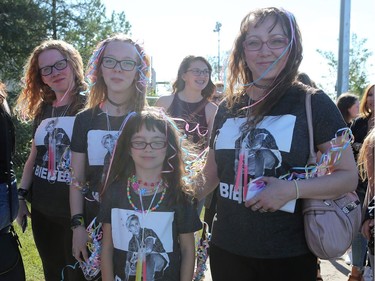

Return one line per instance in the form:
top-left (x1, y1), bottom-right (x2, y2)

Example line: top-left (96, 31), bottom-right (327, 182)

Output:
top-left (39, 59), bottom-right (68, 76)
top-left (102, 57), bottom-right (137, 71)
top-left (130, 141), bottom-right (167, 150)
top-left (243, 36), bottom-right (289, 51)
top-left (186, 68), bottom-right (210, 77)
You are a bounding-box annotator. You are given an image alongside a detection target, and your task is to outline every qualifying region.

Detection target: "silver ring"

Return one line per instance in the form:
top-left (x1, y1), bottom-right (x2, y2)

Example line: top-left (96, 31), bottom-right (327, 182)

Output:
top-left (254, 204), bottom-right (260, 209)
top-left (260, 208), bottom-right (267, 213)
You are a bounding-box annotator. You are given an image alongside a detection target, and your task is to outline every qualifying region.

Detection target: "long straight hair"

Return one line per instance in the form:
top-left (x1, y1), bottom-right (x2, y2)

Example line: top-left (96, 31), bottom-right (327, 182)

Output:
top-left (101, 108), bottom-right (196, 205)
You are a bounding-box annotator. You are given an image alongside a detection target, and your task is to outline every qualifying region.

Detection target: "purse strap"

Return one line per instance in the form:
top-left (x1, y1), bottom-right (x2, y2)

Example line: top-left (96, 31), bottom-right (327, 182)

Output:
top-left (305, 88), bottom-right (317, 165)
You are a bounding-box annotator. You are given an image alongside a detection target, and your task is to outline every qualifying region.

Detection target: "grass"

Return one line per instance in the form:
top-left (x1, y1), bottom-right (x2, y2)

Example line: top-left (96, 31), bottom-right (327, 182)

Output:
top-left (13, 209), bottom-right (44, 281)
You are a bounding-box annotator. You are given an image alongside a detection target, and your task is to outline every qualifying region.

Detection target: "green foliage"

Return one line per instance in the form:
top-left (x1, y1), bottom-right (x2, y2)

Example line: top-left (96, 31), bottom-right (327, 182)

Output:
top-left (1, 0), bottom-right (133, 174)
top-left (0, 0), bottom-right (48, 81)
top-left (317, 34), bottom-right (373, 97)
top-left (13, 208), bottom-right (44, 281)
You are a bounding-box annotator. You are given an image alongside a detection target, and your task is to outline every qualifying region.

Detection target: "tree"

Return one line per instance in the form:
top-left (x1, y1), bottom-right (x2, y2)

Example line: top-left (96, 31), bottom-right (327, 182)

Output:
top-left (317, 33), bottom-right (373, 97)
top-left (0, 0), bottom-right (132, 174)
top-left (0, 0), bottom-right (48, 82)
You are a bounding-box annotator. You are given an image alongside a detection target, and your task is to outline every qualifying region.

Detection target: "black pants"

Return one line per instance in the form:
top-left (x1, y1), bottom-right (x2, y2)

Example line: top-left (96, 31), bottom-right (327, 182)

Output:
top-left (31, 207), bottom-right (85, 281)
top-left (209, 243), bottom-right (317, 281)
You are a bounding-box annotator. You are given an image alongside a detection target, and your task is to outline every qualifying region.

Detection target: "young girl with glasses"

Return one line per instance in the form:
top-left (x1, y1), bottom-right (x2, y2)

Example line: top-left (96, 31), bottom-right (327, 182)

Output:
top-left (14, 39), bottom-right (87, 281)
top-left (69, 34), bottom-right (150, 279)
top-left (98, 108), bottom-right (202, 281)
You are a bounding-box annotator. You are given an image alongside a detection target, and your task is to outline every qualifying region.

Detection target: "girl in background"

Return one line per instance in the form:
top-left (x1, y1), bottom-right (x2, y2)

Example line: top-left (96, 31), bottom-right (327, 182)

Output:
top-left (98, 108), bottom-right (202, 281)
top-left (348, 84), bottom-right (374, 281)
top-left (155, 55), bottom-right (217, 215)
top-left (337, 92), bottom-right (359, 125)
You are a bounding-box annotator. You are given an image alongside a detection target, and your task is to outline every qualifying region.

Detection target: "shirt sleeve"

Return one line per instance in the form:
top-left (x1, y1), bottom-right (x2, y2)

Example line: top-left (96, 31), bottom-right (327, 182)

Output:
top-left (311, 91), bottom-right (347, 146)
top-left (174, 198), bottom-right (202, 234)
top-left (70, 111), bottom-right (87, 153)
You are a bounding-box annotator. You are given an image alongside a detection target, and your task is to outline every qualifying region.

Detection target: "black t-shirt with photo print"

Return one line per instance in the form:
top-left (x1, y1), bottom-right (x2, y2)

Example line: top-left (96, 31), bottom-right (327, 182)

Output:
top-left (209, 86), bottom-right (346, 258)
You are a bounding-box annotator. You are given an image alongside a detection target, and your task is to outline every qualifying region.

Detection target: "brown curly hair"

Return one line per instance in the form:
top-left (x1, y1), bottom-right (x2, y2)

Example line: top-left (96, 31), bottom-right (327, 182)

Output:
top-left (15, 40), bottom-right (87, 121)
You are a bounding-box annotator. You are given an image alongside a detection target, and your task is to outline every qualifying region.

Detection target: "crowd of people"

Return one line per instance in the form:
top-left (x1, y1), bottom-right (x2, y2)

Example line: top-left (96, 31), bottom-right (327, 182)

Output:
top-left (0, 6), bottom-right (373, 281)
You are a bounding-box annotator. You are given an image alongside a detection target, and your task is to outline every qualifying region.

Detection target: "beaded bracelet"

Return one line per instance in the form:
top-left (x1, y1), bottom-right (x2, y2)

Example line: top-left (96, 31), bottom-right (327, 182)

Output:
top-left (71, 214), bottom-right (85, 230)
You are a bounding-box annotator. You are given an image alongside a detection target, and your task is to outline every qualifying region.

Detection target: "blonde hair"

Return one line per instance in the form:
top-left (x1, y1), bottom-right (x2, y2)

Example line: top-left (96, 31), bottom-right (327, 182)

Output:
top-left (85, 33), bottom-right (151, 112)
top-left (358, 127), bottom-right (375, 182)
top-left (359, 84), bottom-right (374, 118)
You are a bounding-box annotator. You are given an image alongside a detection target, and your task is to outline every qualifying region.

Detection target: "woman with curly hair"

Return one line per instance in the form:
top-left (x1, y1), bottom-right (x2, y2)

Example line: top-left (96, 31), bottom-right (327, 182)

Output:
top-left (15, 39), bottom-right (87, 281)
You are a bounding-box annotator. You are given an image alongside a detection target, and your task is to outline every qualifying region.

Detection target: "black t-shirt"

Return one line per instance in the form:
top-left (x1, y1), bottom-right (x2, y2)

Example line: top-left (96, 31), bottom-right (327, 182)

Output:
top-left (98, 181), bottom-right (202, 281)
top-left (209, 86), bottom-right (346, 258)
top-left (70, 106), bottom-right (135, 222)
top-left (31, 104), bottom-right (78, 218)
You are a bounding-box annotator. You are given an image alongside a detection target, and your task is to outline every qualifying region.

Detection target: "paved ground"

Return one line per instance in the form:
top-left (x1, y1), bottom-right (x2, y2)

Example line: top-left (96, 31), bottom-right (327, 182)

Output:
top-left (201, 255), bottom-right (354, 281)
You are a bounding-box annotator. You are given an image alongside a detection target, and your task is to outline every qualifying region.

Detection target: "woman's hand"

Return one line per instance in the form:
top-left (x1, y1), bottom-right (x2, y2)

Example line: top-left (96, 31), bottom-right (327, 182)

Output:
top-left (16, 200), bottom-right (31, 226)
top-left (244, 176), bottom-right (296, 212)
top-left (72, 226), bottom-right (89, 262)
top-left (361, 219), bottom-right (374, 240)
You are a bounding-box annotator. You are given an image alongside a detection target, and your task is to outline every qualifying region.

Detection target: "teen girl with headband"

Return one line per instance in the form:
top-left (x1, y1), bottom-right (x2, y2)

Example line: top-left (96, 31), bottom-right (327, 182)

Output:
top-left (198, 7), bottom-right (357, 280)
top-left (69, 34), bottom-right (150, 279)
top-left (98, 108), bottom-right (202, 281)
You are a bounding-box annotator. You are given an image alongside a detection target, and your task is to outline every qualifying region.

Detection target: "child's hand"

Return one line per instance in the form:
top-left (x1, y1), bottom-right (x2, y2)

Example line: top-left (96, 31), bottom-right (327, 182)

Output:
top-left (361, 219), bottom-right (374, 240)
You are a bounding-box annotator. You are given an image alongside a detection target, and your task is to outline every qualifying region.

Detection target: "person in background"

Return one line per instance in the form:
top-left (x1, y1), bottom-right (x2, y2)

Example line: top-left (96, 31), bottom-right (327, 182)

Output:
top-left (358, 128), bottom-right (374, 277)
top-left (69, 34), bottom-right (150, 275)
top-left (98, 108), bottom-right (202, 281)
top-left (0, 81), bottom-right (26, 281)
top-left (203, 81), bottom-right (225, 236)
top-left (14, 40), bottom-right (87, 281)
top-left (296, 72), bottom-right (317, 88)
top-left (348, 84), bottom-right (374, 281)
top-left (155, 55), bottom-right (217, 216)
top-left (337, 92), bottom-right (360, 125)
top-left (197, 7), bottom-right (357, 280)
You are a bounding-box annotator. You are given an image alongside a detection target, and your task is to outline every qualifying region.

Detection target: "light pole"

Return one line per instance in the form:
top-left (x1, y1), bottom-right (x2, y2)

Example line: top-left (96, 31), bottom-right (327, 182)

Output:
top-left (213, 21), bottom-right (222, 81)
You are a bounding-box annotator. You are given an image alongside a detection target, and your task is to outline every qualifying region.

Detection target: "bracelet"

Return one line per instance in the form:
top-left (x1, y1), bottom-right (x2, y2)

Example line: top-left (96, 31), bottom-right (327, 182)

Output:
top-left (293, 180), bottom-right (300, 199)
top-left (71, 214), bottom-right (85, 230)
top-left (17, 188), bottom-right (29, 200)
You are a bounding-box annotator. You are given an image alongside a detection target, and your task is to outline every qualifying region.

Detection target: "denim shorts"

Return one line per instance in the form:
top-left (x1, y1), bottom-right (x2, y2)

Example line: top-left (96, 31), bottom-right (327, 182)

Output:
top-left (0, 180), bottom-right (18, 230)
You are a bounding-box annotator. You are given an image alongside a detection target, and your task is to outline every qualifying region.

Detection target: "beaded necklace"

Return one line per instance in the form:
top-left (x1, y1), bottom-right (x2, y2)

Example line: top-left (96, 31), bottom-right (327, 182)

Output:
top-left (126, 175), bottom-right (166, 213)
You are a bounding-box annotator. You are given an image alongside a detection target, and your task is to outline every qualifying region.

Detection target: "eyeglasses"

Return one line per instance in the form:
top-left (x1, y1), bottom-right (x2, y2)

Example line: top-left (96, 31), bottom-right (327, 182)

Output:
top-left (39, 59), bottom-right (68, 76)
top-left (243, 36), bottom-right (289, 51)
top-left (186, 68), bottom-right (210, 77)
top-left (130, 141), bottom-right (167, 150)
top-left (102, 57), bottom-right (137, 71)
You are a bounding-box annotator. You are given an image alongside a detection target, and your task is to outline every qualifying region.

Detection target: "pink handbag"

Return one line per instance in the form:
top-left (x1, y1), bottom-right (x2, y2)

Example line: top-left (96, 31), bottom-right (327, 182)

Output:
top-left (302, 89), bottom-right (362, 260)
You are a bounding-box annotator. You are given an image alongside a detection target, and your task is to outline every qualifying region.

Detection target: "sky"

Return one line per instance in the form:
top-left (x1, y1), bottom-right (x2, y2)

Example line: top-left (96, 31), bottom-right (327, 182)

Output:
top-left (102, 0), bottom-right (374, 95)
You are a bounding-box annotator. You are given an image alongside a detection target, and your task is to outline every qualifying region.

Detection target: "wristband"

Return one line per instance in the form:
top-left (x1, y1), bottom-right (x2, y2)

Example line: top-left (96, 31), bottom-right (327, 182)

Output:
top-left (71, 214), bottom-right (85, 230)
top-left (17, 188), bottom-right (29, 199)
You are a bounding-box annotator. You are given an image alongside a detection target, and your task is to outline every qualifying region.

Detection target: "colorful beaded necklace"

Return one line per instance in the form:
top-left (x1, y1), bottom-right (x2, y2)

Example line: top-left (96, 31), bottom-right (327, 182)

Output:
top-left (127, 175), bottom-right (166, 213)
